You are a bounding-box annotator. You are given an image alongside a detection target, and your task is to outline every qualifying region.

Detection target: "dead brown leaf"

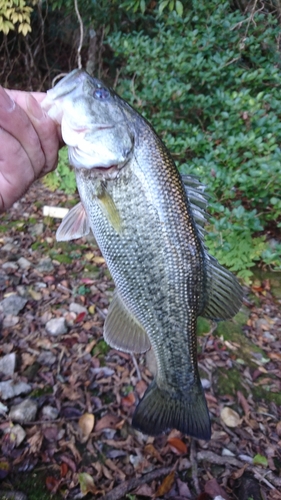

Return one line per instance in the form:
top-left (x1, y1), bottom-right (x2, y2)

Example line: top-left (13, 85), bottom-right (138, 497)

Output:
top-left (155, 470), bottom-right (175, 497)
top-left (94, 414), bottom-right (121, 432)
top-left (78, 413), bottom-right (95, 440)
top-left (204, 478), bottom-right (230, 500)
top-left (167, 437), bottom-right (187, 455)
top-left (144, 443), bottom-right (164, 463)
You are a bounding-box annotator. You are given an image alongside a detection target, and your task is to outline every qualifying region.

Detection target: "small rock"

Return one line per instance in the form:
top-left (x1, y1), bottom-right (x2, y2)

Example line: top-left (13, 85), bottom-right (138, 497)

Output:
top-left (29, 222), bottom-right (44, 236)
top-left (2, 261), bottom-right (18, 272)
top-left (0, 352), bottom-right (16, 377)
top-left (4, 424), bottom-right (26, 446)
top-left (3, 314), bottom-right (20, 328)
top-left (1, 242), bottom-right (16, 251)
top-left (9, 399), bottom-right (38, 423)
top-left (222, 448), bottom-right (235, 456)
top-left (46, 317), bottom-right (67, 336)
top-left (36, 257), bottom-right (54, 273)
top-left (69, 302), bottom-right (88, 315)
top-left (201, 378), bottom-right (211, 390)
top-left (256, 318), bottom-right (270, 332)
top-left (0, 380), bottom-right (31, 400)
top-left (0, 295), bottom-right (27, 316)
top-left (37, 351), bottom-right (56, 365)
top-left (16, 285), bottom-right (29, 298)
top-left (0, 401), bottom-right (8, 414)
top-left (64, 311), bottom-right (77, 326)
top-left (42, 405), bottom-right (59, 420)
top-left (17, 257), bottom-right (32, 270)
top-left (3, 315), bottom-right (19, 328)
top-left (0, 271), bottom-right (8, 290)
top-left (263, 331), bottom-right (276, 342)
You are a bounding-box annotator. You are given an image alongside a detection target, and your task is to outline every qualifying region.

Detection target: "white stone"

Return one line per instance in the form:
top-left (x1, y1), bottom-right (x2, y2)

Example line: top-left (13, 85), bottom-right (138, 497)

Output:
top-left (46, 317), bottom-right (67, 336)
top-left (2, 261), bottom-right (18, 272)
top-left (17, 257), bottom-right (32, 270)
top-left (0, 401), bottom-right (8, 414)
top-left (9, 399), bottom-right (38, 423)
top-left (0, 352), bottom-right (16, 377)
top-left (42, 405), bottom-right (59, 420)
top-left (4, 424), bottom-right (26, 446)
top-left (3, 315), bottom-right (19, 328)
top-left (36, 257), bottom-right (54, 273)
top-left (0, 380), bottom-right (31, 400)
top-left (0, 295), bottom-right (27, 316)
top-left (69, 302), bottom-right (87, 315)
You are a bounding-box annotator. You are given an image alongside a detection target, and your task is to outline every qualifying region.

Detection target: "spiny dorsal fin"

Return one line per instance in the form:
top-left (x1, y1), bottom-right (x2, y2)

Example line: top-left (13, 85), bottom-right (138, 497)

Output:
top-left (104, 290), bottom-right (151, 353)
top-left (181, 174), bottom-right (209, 239)
top-left (56, 202), bottom-right (90, 241)
top-left (201, 254), bottom-right (243, 320)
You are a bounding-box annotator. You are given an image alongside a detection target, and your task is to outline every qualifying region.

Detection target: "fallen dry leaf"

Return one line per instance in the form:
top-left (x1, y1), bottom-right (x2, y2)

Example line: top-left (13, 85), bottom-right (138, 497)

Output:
top-left (45, 476), bottom-right (60, 493)
top-left (155, 470), bottom-right (175, 497)
top-left (144, 443), bottom-right (164, 463)
top-left (78, 413), bottom-right (95, 440)
top-left (94, 414), bottom-right (121, 432)
top-left (93, 256), bottom-right (105, 264)
top-left (220, 407), bottom-right (241, 428)
top-left (167, 437), bottom-right (187, 455)
top-left (78, 472), bottom-right (97, 496)
top-left (121, 392), bottom-right (136, 407)
top-left (204, 477), bottom-right (230, 500)
top-left (231, 463), bottom-right (249, 480)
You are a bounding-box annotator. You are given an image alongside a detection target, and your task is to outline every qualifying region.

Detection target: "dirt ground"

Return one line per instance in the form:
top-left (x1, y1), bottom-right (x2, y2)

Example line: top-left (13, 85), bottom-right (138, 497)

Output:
top-left (0, 182), bottom-right (281, 500)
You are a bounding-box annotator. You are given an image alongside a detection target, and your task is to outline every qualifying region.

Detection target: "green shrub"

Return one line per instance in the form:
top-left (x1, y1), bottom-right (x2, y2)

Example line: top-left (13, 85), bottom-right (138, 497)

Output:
top-left (43, 147), bottom-right (76, 194)
top-left (107, 0), bottom-right (281, 279)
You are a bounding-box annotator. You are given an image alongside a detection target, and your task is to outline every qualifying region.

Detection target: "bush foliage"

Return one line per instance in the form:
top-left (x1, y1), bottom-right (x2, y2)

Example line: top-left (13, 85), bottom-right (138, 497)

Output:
top-left (3, 0), bottom-right (281, 280)
top-left (107, 0), bottom-right (281, 279)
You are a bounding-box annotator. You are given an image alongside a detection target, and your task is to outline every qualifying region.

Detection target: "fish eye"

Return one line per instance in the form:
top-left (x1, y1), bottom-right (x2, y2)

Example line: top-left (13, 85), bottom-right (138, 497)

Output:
top-left (93, 87), bottom-right (110, 100)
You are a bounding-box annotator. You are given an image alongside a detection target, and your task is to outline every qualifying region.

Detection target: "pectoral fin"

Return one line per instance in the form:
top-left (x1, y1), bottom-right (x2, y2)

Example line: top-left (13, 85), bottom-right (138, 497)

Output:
top-left (56, 202), bottom-right (90, 241)
top-left (104, 291), bottom-right (150, 353)
top-left (96, 185), bottom-right (122, 233)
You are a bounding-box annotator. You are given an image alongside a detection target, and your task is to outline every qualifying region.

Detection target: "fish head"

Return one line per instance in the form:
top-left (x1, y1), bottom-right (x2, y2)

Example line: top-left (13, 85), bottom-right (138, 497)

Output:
top-left (42, 69), bottom-right (134, 177)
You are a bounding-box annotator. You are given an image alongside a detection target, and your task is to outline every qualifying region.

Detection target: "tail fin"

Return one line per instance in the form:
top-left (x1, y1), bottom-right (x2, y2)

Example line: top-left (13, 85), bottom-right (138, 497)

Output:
top-left (132, 379), bottom-right (211, 440)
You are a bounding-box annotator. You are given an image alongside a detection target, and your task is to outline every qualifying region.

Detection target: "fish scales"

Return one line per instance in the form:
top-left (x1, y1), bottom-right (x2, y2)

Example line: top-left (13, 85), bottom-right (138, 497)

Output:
top-left (76, 122), bottom-right (204, 392)
top-left (42, 69), bottom-right (243, 439)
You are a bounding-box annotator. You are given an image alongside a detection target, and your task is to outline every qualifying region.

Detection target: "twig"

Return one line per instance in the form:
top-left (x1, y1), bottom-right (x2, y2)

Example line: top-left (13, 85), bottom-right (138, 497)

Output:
top-left (131, 353), bottom-right (141, 381)
top-left (197, 450), bottom-right (281, 490)
top-left (74, 0), bottom-right (83, 69)
top-left (190, 438), bottom-right (201, 495)
top-left (52, 72), bottom-right (68, 87)
top-left (101, 466), bottom-right (173, 500)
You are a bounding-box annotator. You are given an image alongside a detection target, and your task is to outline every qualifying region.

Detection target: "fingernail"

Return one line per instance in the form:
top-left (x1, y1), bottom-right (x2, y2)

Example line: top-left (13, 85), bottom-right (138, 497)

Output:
top-left (26, 94), bottom-right (44, 120)
top-left (0, 86), bottom-right (15, 112)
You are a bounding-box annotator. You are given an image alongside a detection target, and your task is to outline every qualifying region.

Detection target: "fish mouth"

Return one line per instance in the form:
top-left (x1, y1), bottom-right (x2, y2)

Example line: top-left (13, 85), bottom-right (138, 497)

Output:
top-left (77, 159), bottom-right (129, 180)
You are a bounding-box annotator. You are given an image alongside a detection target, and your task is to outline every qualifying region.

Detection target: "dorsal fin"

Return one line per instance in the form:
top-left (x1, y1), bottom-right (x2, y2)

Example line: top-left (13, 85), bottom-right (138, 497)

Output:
top-left (182, 174), bottom-right (243, 319)
top-left (181, 174), bottom-right (209, 239)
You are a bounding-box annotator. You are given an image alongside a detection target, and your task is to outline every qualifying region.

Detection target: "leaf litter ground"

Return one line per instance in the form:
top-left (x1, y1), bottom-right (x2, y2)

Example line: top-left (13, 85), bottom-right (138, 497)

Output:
top-left (0, 182), bottom-right (281, 500)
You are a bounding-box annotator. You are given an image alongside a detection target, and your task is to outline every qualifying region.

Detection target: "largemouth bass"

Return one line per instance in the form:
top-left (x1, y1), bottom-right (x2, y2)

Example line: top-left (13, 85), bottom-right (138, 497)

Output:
top-left (42, 69), bottom-right (243, 440)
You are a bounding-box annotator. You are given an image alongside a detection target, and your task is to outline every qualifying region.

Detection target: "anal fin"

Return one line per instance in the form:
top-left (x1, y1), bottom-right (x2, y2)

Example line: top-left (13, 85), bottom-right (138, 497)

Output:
top-left (104, 291), bottom-right (150, 353)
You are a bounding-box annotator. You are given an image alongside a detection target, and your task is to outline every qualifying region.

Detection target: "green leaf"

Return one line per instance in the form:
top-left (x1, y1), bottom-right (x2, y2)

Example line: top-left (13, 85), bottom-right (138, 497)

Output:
top-left (253, 454), bottom-right (268, 467)
top-left (159, 0), bottom-right (169, 15)
top-left (175, 0), bottom-right (183, 16)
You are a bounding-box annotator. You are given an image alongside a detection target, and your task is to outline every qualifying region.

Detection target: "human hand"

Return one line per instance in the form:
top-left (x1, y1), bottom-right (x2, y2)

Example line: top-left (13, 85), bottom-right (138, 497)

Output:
top-left (0, 87), bottom-right (62, 213)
